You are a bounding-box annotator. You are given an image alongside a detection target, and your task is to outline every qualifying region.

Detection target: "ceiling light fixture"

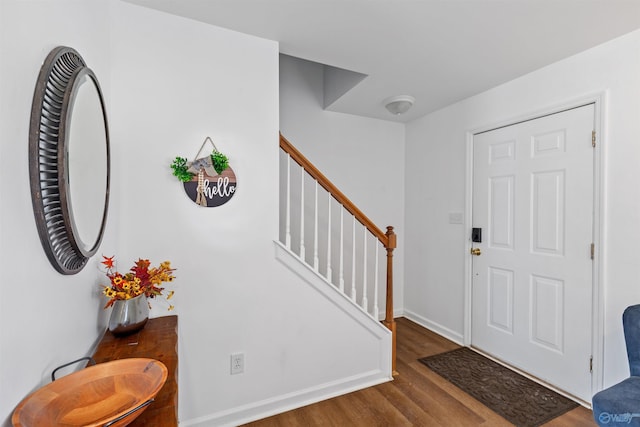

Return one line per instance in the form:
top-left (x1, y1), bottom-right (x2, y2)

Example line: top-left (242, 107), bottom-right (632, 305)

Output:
top-left (384, 95), bottom-right (415, 115)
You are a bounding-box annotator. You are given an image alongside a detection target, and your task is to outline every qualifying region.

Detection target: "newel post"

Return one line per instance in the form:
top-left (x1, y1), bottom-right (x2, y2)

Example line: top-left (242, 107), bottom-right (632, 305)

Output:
top-left (383, 226), bottom-right (397, 375)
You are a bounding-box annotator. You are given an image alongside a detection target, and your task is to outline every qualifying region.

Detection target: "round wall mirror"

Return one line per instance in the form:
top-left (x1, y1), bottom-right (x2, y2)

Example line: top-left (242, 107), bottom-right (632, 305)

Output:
top-left (29, 46), bottom-right (110, 274)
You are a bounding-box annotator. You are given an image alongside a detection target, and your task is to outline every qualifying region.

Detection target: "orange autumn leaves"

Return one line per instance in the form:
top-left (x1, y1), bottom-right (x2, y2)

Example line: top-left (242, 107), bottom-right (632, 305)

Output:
top-left (101, 256), bottom-right (176, 310)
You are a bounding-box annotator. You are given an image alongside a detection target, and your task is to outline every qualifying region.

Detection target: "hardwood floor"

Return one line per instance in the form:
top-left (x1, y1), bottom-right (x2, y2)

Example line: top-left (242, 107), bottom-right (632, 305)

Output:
top-left (243, 317), bottom-right (597, 426)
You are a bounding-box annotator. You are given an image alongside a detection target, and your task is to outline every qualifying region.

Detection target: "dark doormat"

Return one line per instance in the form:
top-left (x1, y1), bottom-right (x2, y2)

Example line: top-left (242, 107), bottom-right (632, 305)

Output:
top-left (418, 347), bottom-right (579, 427)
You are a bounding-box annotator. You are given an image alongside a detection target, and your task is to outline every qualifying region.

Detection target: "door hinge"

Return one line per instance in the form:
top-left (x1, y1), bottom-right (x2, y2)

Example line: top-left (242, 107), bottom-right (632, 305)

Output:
top-left (590, 356), bottom-right (593, 373)
top-left (592, 130), bottom-right (596, 147)
top-left (591, 243), bottom-right (595, 260)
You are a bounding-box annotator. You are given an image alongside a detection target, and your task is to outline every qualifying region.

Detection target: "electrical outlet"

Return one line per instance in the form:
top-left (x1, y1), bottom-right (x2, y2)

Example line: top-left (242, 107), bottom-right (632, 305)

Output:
top-left (230, 353), bottom-right (244, 375)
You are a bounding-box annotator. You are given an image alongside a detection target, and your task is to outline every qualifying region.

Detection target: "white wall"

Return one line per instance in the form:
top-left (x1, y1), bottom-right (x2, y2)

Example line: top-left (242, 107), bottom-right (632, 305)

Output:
top-left (0, 1), bottom-right (393, 425)
top-left (405, 28), bottom-right (640, 389)
top-left (111, 3), bottom-right (389, 425)
top-left (279, 55), bottom-right (406, 316)
top-left (0, 1), bottom-right (115, 424)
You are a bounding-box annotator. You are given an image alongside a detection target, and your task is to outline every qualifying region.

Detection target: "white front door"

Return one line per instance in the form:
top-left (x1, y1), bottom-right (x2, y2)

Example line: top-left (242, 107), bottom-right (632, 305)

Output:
top-left (471, 104), bottom-right (594, 402)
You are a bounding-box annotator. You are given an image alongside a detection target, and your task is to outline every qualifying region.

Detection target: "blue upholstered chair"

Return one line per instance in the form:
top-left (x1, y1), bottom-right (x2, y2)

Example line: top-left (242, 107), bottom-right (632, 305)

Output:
top-left (592, 305), bottom-right (640, 426)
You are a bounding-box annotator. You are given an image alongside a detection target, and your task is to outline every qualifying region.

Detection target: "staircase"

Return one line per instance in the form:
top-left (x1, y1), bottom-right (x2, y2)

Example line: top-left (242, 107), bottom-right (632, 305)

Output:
top-left (278, 133), bottom-right (397, 372)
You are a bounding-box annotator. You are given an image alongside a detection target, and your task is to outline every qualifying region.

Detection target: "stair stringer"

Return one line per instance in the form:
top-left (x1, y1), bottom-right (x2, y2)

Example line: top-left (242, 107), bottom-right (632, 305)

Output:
top-left (274, 240), bottom-right (393, 348)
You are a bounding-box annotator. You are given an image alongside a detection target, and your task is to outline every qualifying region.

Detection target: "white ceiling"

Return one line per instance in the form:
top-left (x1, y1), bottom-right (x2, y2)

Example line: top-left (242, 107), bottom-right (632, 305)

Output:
top-left (125, 0), bottom-right (640, 122)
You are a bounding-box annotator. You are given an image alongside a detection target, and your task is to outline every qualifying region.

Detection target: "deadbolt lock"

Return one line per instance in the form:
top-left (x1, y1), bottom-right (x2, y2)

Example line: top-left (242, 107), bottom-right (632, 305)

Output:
top-left (470, 247), bottom-right (481, 256)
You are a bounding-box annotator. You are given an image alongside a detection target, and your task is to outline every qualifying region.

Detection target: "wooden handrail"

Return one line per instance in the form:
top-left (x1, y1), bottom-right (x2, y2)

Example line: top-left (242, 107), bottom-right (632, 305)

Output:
top-left (280, 133), bottom-right (397, 374)
top-left (280, 134), bottom-right (390, 248)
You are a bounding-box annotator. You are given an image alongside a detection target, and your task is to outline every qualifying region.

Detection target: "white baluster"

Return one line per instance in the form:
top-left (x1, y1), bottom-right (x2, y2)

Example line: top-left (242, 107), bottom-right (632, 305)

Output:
top-left (373, 242), bottom-right (379, 319)
top-left (361, 226), bottom-right (368, 313)
top-left (285, 154), bottom-right (291, 249)
top-left (339, 209), bottom-right (344, 292)
top-left (299, 168), bottom-right (305, 261)
top-left (313, 182), bottom-right (319, 271)
top-left (351, 216), bottom-right (357, 302)
top-left (326, 195), bottom-right (332, 282)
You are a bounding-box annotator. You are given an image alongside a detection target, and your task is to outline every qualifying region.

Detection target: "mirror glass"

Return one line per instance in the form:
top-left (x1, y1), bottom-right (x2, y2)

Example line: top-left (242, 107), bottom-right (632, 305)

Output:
top-left (67, 72), bottom-right (108, 253)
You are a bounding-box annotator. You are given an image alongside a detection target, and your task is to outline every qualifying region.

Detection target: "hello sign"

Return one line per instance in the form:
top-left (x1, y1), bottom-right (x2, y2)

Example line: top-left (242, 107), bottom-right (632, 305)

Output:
top-left (171, 137), bottom-right (237, 208)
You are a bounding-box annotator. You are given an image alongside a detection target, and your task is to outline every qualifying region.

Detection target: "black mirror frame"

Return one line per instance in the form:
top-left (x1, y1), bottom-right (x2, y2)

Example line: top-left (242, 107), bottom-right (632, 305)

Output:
top-left (29, 46), bottom-right (111, 274)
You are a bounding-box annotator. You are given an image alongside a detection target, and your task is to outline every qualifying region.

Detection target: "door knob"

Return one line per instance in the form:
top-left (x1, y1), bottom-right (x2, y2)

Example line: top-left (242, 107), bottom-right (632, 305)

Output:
top-left (470, 247), bottom-right (481, 256)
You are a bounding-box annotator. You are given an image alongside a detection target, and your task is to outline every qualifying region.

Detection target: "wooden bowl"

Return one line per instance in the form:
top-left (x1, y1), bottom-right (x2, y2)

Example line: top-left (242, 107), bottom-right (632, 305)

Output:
top-left (12, 358), bottom-right (168, 427)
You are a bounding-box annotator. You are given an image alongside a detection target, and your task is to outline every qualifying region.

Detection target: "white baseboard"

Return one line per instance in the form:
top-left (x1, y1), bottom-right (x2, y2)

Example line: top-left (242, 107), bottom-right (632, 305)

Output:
top-left (402, 309), bottom-right (464, 345)
top-left (180, 370), bottom-right (391, 427)
top-left (376, 307), bottom-right (404, 321)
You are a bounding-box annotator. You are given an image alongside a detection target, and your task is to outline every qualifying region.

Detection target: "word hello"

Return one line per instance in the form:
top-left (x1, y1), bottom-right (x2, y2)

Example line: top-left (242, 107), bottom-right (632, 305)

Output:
top-left (202, 177), bottom-right (236, 199)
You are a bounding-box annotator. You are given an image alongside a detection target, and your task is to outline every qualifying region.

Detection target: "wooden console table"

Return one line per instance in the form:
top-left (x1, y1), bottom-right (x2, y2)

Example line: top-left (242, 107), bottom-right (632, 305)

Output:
top-left (92, 315), bottom-right (178, 426)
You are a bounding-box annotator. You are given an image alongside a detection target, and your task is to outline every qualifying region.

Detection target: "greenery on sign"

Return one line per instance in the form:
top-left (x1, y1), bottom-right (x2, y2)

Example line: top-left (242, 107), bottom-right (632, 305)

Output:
top-left (211, 150), bottom-right (229, 174)
top-left (170, 146), bottom-right (230, 182)
top-left (170, 156), bottom-right (193, 182)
